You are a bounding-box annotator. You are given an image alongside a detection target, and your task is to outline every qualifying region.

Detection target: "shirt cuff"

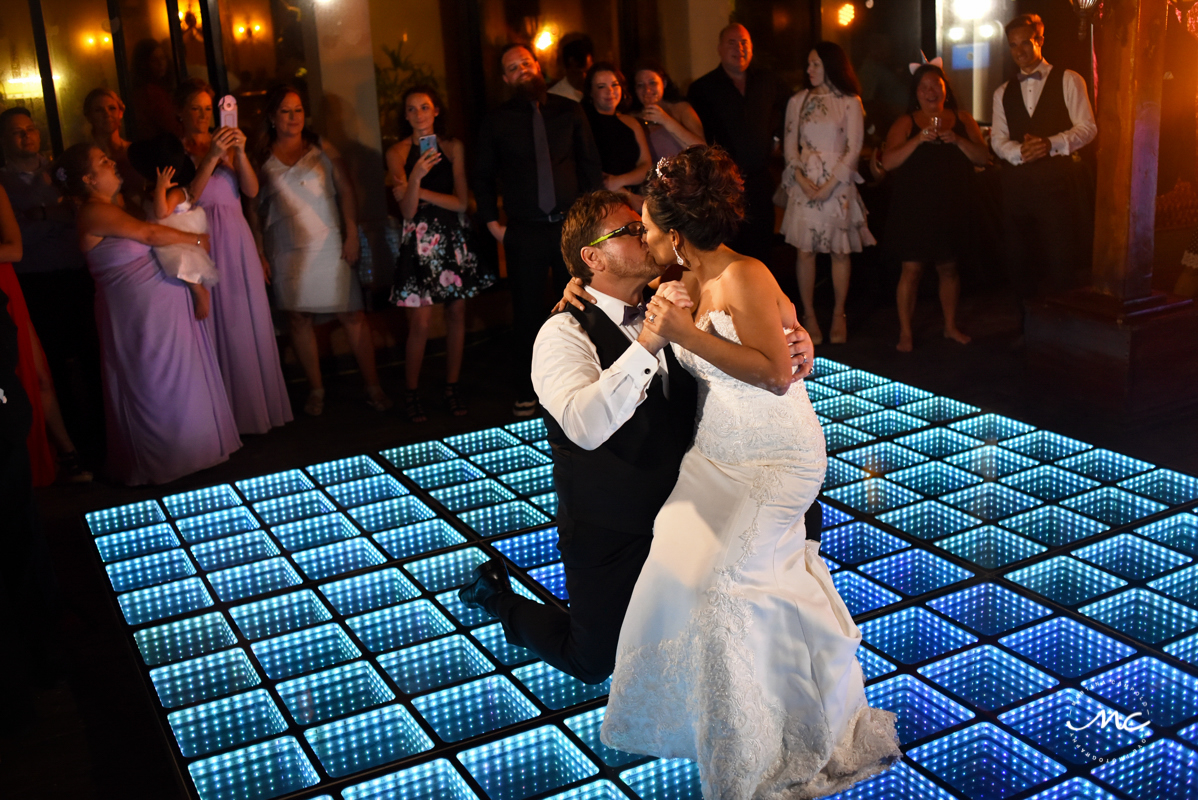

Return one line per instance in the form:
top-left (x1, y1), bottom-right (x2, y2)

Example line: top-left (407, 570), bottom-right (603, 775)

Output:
top-left (615, 339), bottom-right (661, 387)
top-left (1049, 134), bottom-right (1069, 157)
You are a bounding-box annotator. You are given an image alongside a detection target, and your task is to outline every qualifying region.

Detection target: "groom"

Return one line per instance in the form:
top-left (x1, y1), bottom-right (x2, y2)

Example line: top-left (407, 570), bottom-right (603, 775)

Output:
top-left (460, 191), bottom-right (815, 684)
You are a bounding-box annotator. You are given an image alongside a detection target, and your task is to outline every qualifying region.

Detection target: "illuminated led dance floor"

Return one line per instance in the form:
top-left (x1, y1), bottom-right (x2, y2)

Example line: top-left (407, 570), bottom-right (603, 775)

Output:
top-left (83, 357), bottom-right (1198, 800)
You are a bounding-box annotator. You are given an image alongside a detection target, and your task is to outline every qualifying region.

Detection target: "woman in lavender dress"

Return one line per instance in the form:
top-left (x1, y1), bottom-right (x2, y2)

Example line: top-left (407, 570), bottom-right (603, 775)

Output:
top-left (57, 144), bottom-right (240, 485)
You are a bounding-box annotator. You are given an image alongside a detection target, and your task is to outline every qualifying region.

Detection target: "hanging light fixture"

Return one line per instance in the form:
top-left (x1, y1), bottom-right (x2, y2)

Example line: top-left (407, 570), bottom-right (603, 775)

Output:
top-left (1069, 0), bottom-right (1100, 40)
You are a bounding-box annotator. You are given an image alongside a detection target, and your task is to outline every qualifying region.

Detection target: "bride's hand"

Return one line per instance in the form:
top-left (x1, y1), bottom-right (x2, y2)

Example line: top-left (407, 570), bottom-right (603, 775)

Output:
top-left (551, 276), bottom-right (596, 313)
top-left (654, 280), bottom-right (693, 309)
top-left (644, 295), bottom-right (695, 344)
top-left (782, 302), bottom-right (814, 380)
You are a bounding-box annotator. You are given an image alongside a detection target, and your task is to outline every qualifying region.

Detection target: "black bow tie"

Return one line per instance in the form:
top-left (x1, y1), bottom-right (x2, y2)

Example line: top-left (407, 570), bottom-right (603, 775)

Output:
top-left (622, 303), bottom-right (646, 326)
top-left (1018, 71), bottom-right (1044, 82)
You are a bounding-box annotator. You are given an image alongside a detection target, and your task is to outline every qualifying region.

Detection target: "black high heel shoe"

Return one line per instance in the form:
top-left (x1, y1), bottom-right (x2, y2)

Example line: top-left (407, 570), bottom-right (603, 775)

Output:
top-left (404, 389), bottom-right (427, 423)
top-left (445, 382), bottom-right (468, 417)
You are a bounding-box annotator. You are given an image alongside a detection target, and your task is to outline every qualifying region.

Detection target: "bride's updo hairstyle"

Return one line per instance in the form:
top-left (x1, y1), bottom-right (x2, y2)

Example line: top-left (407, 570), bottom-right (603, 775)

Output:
top-left (642, 145), bottom-right (744, 251)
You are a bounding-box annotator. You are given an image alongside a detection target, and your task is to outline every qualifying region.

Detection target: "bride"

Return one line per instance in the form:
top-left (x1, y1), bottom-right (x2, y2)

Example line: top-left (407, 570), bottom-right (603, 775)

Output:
top-left (599, 146), bottom-right (901, 799)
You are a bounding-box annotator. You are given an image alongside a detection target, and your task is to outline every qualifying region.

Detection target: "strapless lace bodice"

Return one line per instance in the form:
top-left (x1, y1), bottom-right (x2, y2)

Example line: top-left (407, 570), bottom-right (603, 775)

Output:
top-left (673, 310), bottom-right (826, 469)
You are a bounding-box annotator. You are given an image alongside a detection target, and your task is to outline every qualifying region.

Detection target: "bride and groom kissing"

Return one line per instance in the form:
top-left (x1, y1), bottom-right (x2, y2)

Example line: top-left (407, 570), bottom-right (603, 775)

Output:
top-left (459, 146), bottom-right (902, 799)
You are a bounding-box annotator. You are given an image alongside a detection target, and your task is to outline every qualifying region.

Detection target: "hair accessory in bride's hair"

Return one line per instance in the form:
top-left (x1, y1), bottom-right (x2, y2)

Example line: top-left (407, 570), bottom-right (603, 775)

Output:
top-left (654, 156), bottom-right (670, 179)
top-left (55, 167), bottom-right (67, 182)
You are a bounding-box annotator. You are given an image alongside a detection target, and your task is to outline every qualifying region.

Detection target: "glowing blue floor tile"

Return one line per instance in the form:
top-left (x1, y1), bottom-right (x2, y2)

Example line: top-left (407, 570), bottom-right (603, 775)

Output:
top-left (858, 549), bottom-right (973, 597)
top-left (1091, 738), bottom-right (1198, 800)
top-left (106, 548), bottom-right (196, 592)
top-left (804, 380), bottom-right (842, 403)
top-left (119, 577), bottom-right (214, 626)
top-left (1165, 631), bottom-right (1198, 667)
top-left (864, 674), bottom-right (974, 744)
top-left (1024, 778), bottom-right (1119, 800)
top-left (949, 413), bottom-right (1036, 443)
top-left (935, 526), bottom-right (1046, 570)
top-left (177, 507), bottom-right (260, 544)
top-left (942, 483), bottom-right (1042, 522)
top-left (531, 561), bottom-right (569, 600)
top-left (167, 688), bottom-right (287, 758)
top-left (838, 442), bottom-right (929, 475)
top-left (821, 521), bottom-right (908, 565)
top-left (326, 474), bottom-right (408, 509)
top-left (413, 674), bottom-right (540, 742)
top-left (907, 721), bottom-right (1065, 800)
top-left (813, 395), bottom-right (885, 422)
top-left (95, 523), bottom-right (180, 564)
top-left (825, 478), bottom-right (922, 515)
top-left (86, 499), bottom-right (165, 536)
top-left (432, 478), bottom-right (517, 512)
top-left (821, 500), bottom-right (855, 527)
top-left (406, 458), bottom-right (487, 490)
top-left (229, 589), bottom-right (332, 640)
top-left (135, 611), bottom-right (237, 666)
top-left (1080, 589), bottom-right (1198, 645)
top-left (306, 455), bottom-right (384, 486)
top-left (1075, 534), bottom-right (1191, 582)
top-left (919, 644), bottom-right (1058, 711)
top-left (235, 469), bottom-right (314, 503)
top-left (1001, 465), bottom-right (1100, 502)
top-left (292, 537), bottom-right (386, 581)
top-left (1003, 506), bottom-right (1108, 547)
top-left (857, 645), bottom-right (896, 681)
top-left (191, 531), bottom-right (279, 571)
top-left (445, 427), bottom-right (523, 456)
top-left (897, 427), bottom-right (984, 458)
top-left (888, 462), bottom-right (981, 496)
top-left (1182, 721), bottom-right (1198, 746)
top-left (163, 485), bottom-right (241, 520)
top-left (565, 706), bottom-right (643, 768)
top-left (494, 527), bottom-right (561, 568)
top-left (878, 500), bottom-right (980, 541)
top-left (1086, 656), bottom-right (1198, 727)
top-left (318, 568), bottom-right (420, 616)
top-left (823, 555), bottom-right (840, 570)
top-left (471, 622), bottom-right (538, 666)
top-left (822, 760), bottom-right (961, 799)
top-left (846, 410), bottom-right (927, 437)
top-left (1137, 512), bottom-right (1198, 557)
top-left (277, 660), bottom-right (394, 725)
top-left (1063, 487), bottom-right (1168, 527)
top-left (531, 491), bottom-right (558, 516)
top-left (306, 703), bottom-right (433, 778)
top-left (405, 547), bottom-right (489, 592)
top-left (377, 634), bottom-right (495, 693)
top-left (859, 607), bottom-right (977, 665)
top-left (813, 356), bottom-right (851, 374)
top-left (347, 599), bottom-right (456, 653)
top-left (620, 758), bottom-right (702, 800)
top-left (998, 689), bottom-right (1151, 765)
top-left (1120, 467), bottom-right (1198, 506)
top-left (251, 622), bottom-right (360, 679)
top-left (928, 583), bottom-right (1052, 636)
top-left (1058, 449), bottom-right (1155, 483)
top-left (823, 423), bottom-right (877, 453)
top-left (497, 464), bottom-right (555, 496)
top-left (513, 661), bottom-right (610, 709)
top-left (856, 381), bottom-right (934, 408)
top-left (150, 647), bottom-right (261, 709)
top-left (999, 617), bottom-right (1135, 679)
top-left (349, 495), bottom-right (436, 532)
top-left (343, 759), bottom-right (478, 800)
top-left (469, 444), bottom-right (553, 475)
top-left (380, 440), bottom-right (459, 470)
top-left (373, 518), bottom-right (467, 560)
top-left (815, 368), bottom-right (891, 393)
top-left (945, 445), bottom-right (1039, 479)
top-left (436, 589), bottom-right (496, 627)
top-left (207, 557), bottom-right (303, 603)
top-left (833, 571), bottom-right (902, 615)
top-left (1006, 557), bottom-right (1126, 607)
top-left (188, 735), bottom-right (318, 800)
top-left (545, 780), bottom-right (630, 800)
top-left (1002, 430), bottom-right (1093, 462)
top-left (1150, 563), bottom-right (1198, 607)
top-left (459, 725), bottom-right (598, 800)
top-left (271, 512), bottom-right (359, 553)
top-left (253, 491), bottom-right (336, 527)
top-left (505, 417), bottom-right (549, 442)
top-left (460, 500), bottom-right (552, 537)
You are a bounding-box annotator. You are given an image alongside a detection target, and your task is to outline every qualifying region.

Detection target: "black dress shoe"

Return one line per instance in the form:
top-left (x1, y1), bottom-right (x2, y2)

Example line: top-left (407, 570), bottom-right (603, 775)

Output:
top-left (459, 559), bottom-right (514, 614)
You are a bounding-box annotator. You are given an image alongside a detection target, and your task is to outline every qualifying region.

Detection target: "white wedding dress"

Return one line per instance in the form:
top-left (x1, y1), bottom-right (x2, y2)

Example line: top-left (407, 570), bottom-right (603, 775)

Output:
top-left (601, 311), bottom-right (901, 800)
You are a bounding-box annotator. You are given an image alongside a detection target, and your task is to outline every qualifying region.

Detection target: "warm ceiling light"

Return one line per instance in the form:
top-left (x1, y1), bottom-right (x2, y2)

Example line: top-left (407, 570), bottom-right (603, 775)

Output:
top-left (237, 25), bottom-right (246, 34)
top-left (951, 0), bottom-right (991, 20)
top-left (87, 36), bottom-right (96, 45)
top-left (534, 29), bottom-right (556, 51)
top-left (838, 3), bottom-right (855, 25)
top-left (253, 23), bottom-right (261, 32)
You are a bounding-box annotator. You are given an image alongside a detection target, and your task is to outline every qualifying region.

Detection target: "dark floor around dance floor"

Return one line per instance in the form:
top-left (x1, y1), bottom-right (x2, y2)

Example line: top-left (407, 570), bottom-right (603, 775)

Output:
top-left (4, 279), bottom-right (1198, 800)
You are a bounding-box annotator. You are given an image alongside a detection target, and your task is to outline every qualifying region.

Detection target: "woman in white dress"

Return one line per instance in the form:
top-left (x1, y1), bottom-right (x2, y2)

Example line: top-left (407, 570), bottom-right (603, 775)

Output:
top-left (601, 146), bottom-right (900, 800)
top-left (254, 85), bottom-right (390, 416)
top-left (780, 42), bottom-right (875, 345)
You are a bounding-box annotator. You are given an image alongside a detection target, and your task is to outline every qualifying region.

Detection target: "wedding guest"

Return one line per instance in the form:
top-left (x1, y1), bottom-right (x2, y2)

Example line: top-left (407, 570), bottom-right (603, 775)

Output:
top-left (548, 34), bottom-right (593, 103)
top-left (781, 43), bottom-right (874, 345)
top-left (991, 14), bottom-right (1097, 298)
top-left (583, 63), bottom-right (652, 194)
top-left (56, 143), bottom-right (241, 485)
top-left (254, 85), bottom-right (390, 416)
top-left (687, 23), bottom-right (791, 260)
top-left (629, 61), bottom-right (705, 161)
top-left (473, 43), bottom-right (603, 417)
top-left (882, 64), bottom-right (990, 351)
top-left (386, 86), bottom-right (493, 422)
top-left (83, 88), bottom-right (146, 211)
top-left (129, 39), bottom-right (181, 141)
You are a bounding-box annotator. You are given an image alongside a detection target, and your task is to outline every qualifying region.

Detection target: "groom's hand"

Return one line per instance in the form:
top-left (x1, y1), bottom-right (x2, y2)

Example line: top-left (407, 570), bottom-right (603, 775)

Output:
top-left (645, 294), bottom-right (695, 345)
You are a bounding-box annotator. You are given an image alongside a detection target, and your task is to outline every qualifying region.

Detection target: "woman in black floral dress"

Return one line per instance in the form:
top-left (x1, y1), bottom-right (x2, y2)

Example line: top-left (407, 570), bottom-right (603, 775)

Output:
top-left (386, 86), bottom-right (493, 421)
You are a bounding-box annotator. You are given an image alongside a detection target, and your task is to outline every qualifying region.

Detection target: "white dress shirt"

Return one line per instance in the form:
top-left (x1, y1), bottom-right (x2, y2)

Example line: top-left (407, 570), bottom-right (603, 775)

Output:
top-left (548, 78), bottom-right (584, 103)
top-left (990, 60), bottom-right (1097, 165)
top-left (532, 288), bottom-right (670, 451)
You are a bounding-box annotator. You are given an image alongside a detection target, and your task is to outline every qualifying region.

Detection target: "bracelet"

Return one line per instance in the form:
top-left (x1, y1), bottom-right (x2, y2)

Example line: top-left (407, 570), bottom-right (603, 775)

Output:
top-left (196, 237), bottom-right (202, 247)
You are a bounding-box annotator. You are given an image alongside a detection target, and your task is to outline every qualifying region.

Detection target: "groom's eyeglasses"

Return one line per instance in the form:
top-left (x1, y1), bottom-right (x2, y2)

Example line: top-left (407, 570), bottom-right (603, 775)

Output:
top-left (588, 221), bottom-right (647, 247)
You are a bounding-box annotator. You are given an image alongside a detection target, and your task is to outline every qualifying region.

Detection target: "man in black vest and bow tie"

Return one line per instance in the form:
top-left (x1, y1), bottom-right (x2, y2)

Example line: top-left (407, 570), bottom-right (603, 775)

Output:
top-left (459, 190), bottom-right (814, 683)
top-left (991, 14), bottom-right (1097, 300)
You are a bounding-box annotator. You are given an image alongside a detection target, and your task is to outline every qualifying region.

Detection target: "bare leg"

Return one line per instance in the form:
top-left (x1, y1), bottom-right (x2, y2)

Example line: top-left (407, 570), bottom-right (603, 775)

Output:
top-left (339, 310), bottom-right (391, 410)
top-left (444, 299), bottom-right (466, 384)
top-left (288, 311), bottom-right (324, 415)
top-left (29, 329), bottom-right (76, 455)
top-left (404, 305), bottom-right (432, 391)
top-left (937, 261), bottom-right (971, 344)
top-left (796, 251), bottom-right (822, 344)
top-left (829, 253), bottom-right (851, 344)
top-left (896, 261), bottom-right (923, 352)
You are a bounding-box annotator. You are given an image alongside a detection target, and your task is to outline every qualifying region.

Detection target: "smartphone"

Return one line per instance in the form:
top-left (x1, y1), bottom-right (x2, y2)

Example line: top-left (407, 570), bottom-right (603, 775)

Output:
top-left (419, 135), bottom-right (438, 155)
top-left (218, 94), bottom-right (238, 129)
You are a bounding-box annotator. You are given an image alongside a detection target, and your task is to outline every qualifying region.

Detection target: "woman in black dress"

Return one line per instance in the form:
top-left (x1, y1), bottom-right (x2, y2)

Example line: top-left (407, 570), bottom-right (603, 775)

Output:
top-left (583, 63), bottom-right (652, 199)
top-left (385, 86), bottom-right (493, 421)
top-left (881, 64), bottom-right (990, 351)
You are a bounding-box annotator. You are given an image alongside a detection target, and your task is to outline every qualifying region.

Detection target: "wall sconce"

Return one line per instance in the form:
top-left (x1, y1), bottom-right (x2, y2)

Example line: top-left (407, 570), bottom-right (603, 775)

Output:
top-left (234, 21), bottom-right (263, 42)
top-left (837, 3), bottom-right (855, 26)
top-left (1069, 0), bottom-right (1100, 40)
top-left (84, 33), bottom-right (112, 47)
top-left (534, 28), bottom-right (556, 51)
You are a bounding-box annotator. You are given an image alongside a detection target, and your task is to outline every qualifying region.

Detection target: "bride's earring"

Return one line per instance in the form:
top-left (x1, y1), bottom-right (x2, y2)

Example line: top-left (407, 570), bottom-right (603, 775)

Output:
top-left (672, 241), bottom-right (685, 266)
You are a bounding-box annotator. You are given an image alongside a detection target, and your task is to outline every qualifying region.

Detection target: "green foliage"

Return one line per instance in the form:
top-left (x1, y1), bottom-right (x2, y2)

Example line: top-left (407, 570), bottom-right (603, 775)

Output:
top-left (376, 40), bottom-right (442, 145)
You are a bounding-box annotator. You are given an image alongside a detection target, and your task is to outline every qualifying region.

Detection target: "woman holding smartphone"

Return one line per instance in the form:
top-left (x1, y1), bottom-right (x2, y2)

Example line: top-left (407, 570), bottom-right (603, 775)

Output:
top-left (386, 85), bottom-right (492, 423)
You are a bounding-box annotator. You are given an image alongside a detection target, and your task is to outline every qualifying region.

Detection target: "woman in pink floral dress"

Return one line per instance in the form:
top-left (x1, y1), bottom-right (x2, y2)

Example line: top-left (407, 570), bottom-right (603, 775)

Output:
top-left (386, 86), bottom-right (493, 422)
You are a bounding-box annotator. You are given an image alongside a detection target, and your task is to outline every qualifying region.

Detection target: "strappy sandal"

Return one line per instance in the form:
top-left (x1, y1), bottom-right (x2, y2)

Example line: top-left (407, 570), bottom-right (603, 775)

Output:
top-left (404, 389), bottom-right (427, 423)
top-left (445, 382), bottom-right (468, 417)
top-left (366, 385), bottom-right (393, 412)
top-left (304, 388), bottom-right (325, 416)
